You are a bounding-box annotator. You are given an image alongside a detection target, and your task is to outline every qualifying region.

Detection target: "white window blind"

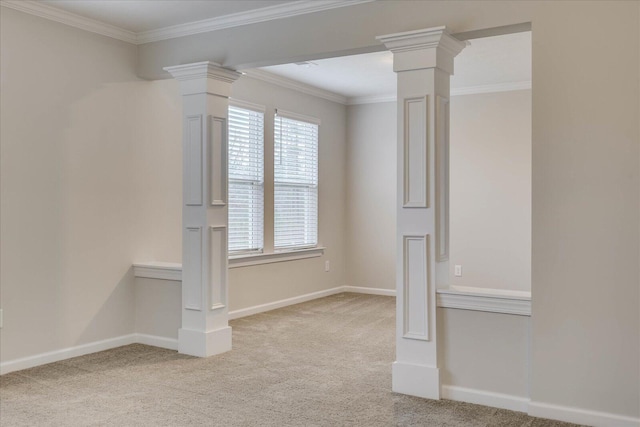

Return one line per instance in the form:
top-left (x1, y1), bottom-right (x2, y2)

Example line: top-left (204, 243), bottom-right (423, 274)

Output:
top-left (274, 111), bottom-right (319, 250)
top-left (228, 104), bottom-right (264, 254)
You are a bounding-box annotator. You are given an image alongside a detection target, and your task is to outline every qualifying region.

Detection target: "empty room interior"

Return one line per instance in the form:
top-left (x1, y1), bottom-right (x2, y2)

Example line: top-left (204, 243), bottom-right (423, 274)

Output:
top-left (1, 1), bottom-right (639, 427)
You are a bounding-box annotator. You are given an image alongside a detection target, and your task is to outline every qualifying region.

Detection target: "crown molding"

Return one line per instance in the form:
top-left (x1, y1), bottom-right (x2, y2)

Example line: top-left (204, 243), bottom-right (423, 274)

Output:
top-left (2, 0), bottom-right (376, 45)
top-left (347, 94), bottom-right (397, 105)
top-left (451, 80), bottom-right (531, 96)
top-left (0, 0), bottom-right (137, 44)
top-left (243, 69), bottom-right (347, 105)
top-left (137, 0), bottom-right (376, 44)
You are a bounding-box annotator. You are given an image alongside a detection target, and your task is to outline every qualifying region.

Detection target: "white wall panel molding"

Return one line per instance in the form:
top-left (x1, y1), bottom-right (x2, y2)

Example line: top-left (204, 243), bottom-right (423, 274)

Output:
top-left (242, 69), bottom-right (347, 104)
top-left (403, 96), bottom-right (430, 208)
top-left (441, 385), bottom-right (530, 413)
top-left (209, 116), bottom-right (227, 207)
top-left (185, 115), bottom-right (204, 206)
top-left (133, 262), bottom-right (182, 281)
top-left (209, 226), bottom-right (227, 311)
top-left (402, 235), bottom-right (431, 341)
top-left (529, 401), bottom-right (640, 427)
top-left (379, 26), bottom-right (465, 401)
top-left (437, 287), bottom-right (531, 316)
top-left (165, 61), bottom-right (239, 358)
top-left (184, 227), bottom-right (204, 311)
top-left (0, 0), bottom-right (137, 44)
top-left (435, 95), bottom-right (449, 261)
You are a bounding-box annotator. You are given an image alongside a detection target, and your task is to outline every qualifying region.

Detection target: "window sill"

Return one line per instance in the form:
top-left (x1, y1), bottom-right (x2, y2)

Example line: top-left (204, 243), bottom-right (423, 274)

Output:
top-left (229, 247), bottom-right (325, 268)
top-left (133, 247), bottom-right (326, 279)
top-left (436, 285), bottom-right (531, 316)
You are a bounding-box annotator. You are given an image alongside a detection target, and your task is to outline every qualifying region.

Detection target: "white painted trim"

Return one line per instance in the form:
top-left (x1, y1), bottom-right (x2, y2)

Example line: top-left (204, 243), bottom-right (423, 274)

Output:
top-left (229, 247), bottom-right (325, 268)
top-left (529, 401), bottom-right (640, 427)
top-left (228, 285), bottom-right (395, 320)
top-left (1, 0), bottom-right (374, 45)
top-left (441, 385), bottom-right (529, 413)
top-left (342, 286), bottom-right (396, 296)
top-left (347, 94), bottom-right (397, 105)
top-left (0, 286), bottom-right (393, 374)
top-left (392, 361), bottom-right (440, 399)
top-left (133, 262), bottom-right (182, 281)
top-left (437, 286), bottom-right (531, 316)
top-left (228, 286), bottom-right (344, 320)
top-left (0, 334), bottom-right (137, 375)
top-left (134, 334), bottom-right (178, 351)
top-left (229, 99), bottom-right (266, 113)
top-left (450, 81), bottom-right (531, 97)
top-left (137, 0), bottom-right (375, 44)
top-left (275, 109), bottom-right (321, 126)
top-left (243, 69), bottom-right (347, 104)
top-left (0, 0), bottom-right (137, 44)
top-left (347, 81), bottom-right (532, 105)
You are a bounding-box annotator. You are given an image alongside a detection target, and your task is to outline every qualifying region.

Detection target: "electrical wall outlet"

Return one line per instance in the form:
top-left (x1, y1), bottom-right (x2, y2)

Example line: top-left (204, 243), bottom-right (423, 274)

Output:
top-left (325, 260), bottom-right (330, 272)
top-left (454, 265), bottom-right (462, 277)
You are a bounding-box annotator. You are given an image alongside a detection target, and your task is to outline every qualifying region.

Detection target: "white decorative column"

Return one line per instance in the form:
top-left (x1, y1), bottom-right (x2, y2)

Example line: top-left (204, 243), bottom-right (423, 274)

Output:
top-left (377, 27), bottom-right (465, 399)
top-left (164, 62), bottom-right (241, 357)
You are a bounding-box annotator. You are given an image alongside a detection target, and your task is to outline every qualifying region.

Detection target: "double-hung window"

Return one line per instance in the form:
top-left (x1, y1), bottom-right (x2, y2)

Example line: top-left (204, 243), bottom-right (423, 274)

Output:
top-left (274, 111), bottom-right (319, 250)
top-left (228, 102), bottom-right (265, 254)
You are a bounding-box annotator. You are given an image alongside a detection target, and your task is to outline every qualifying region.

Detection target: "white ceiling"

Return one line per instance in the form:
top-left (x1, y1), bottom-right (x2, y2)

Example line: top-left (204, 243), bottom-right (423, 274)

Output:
top-left (258, 31), bottom-right (532, 101)
top-left (37, 0), bottom-right (295, 33)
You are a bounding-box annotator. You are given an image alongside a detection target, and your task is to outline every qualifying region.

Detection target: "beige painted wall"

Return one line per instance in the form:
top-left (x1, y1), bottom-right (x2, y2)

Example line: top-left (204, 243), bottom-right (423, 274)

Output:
top-left (0, 8), bottom-right (183, 362)
top-left (0, 7), bottom-right (348, 362)
top-left (437, 308), bottom-right (530, 398)
top-left (2, 0), bottom-right (639, 420)
top-left (345, 102), bottom-right (396, 290)
top-left (450, 90), bottom-right (531, 291)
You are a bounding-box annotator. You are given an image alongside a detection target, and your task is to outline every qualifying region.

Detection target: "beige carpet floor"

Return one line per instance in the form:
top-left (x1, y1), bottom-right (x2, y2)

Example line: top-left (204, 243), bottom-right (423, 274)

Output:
top-left (1, 293), bottom-right (581, 426)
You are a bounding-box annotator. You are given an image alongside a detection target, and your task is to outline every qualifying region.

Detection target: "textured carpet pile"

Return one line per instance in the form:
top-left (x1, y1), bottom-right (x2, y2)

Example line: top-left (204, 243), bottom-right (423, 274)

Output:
top-left (0, 293), bottom-right (580, 426)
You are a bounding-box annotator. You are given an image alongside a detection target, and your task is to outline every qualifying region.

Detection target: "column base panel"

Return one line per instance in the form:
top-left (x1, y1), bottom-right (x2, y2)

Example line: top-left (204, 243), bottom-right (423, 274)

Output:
top-left (392, 361), bottom-right (440, 400)
top-left (178, 326), bottom-right (232, 357)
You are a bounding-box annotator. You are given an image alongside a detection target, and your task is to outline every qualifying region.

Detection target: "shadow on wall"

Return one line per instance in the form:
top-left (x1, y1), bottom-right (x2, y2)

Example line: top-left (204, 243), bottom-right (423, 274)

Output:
top-left (77, 267), bottom-right (136, 346)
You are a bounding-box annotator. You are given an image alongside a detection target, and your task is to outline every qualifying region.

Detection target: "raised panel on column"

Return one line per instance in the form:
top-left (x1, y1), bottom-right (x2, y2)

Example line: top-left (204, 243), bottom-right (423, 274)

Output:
top-left (209, 116), bottom-right (227, 206)
top-left (435, 96), bottom-right (450, 261)
top-left (185, 115), bottom-right (203, 206)
top-left (184, 227), bottom-right (203, 311)
top-left (403, 96), bottom-right (429, 208)
top-left (209, 226), bottom-right (227, 310)
top-left (403, 234), bottom-right (431, 341)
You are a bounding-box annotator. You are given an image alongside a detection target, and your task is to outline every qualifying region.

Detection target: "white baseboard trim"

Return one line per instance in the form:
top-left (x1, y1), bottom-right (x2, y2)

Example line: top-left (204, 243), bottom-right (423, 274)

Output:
top-left (529, 401), bottom-right (640, 427)
top-left (135, 333), bottom-right (178, 351)
top-left (441, 385), bottom-right (529, 413)
top-left (342, 285), bottom-right (396, 296)
top-left (0, 333), bottom-right (183, 375)
top-left (1, 286), bottom-right (393, 374)
top-left (228, 285), bottom-right (396, 320)
top-left (0, 334), bottom-right (137, 375)
top-left (229, 287), bottom-right (345, 320)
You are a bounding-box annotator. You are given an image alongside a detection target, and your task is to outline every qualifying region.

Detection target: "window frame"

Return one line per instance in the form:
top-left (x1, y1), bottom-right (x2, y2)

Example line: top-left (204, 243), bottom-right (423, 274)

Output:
top-left (227, 99), bottom-right (266, 256)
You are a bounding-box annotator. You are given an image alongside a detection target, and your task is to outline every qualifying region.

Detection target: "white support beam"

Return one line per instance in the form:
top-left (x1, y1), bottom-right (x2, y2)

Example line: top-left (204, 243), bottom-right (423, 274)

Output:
top-left (164, 61), bottom-right (241, 357)
top-left (377, 27), bottom-right (465, 399)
